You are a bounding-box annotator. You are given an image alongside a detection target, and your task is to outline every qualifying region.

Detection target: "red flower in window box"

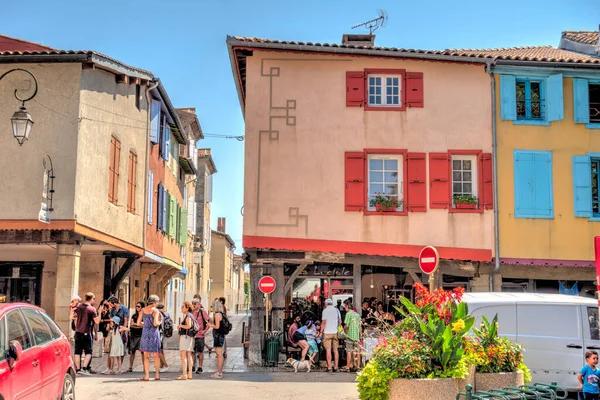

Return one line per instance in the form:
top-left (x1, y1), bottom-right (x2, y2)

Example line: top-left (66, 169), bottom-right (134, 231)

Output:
top-left (453, 194), bottom-right (478, 210)
top-left (375, 204), bottom-right (398, 212)
top-left (370, 194), bottom-right (403, 212)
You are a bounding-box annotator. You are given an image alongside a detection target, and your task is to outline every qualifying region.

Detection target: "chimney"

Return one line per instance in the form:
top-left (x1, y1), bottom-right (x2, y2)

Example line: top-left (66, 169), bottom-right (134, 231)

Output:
top-left (217, 217), bottom-right (226, 233)
top-left (342, 33), bottom-right (375, 47)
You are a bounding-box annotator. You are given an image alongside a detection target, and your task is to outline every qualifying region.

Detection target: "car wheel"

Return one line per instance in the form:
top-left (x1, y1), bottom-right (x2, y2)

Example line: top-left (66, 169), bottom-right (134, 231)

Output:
top-left (61, 373), bottom-right (75, 400)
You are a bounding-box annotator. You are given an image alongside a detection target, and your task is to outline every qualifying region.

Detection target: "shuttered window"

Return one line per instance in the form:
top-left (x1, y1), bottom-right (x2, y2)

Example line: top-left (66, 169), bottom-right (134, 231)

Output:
top-left (147, 171), bottom-right (154, 224)
top-left (500, 74), bottom-right (563, 124)
top-left (345, 69), bottom-right (423, 110)
top-left (429, 153), bottom-right (450, 209)
top-left (157, 182), bottom-right (164, 231)
top-left (573, 78), bottom-right (600, 127)
top-left (571, 154), bottom-right (600, 220)
top-left (127, 152), bottom-right (137, 213)
top-left (108, 136), bottom-right (121, 204)
top-left (344, 152), bottom-right (365, 211)
top-left (406, 153), bottom-right (426, 212)
top-left (514, 150), bottom-right (553, 219)
top-left (150, 100), bottom-right (160, 144)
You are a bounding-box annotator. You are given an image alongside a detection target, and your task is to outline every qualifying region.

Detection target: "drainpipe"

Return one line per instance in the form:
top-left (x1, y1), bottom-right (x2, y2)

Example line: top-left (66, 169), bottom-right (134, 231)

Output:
top-left (486, 62), bottom-right (501, 292)
top-left (143, 81), bottom-right (160, 256)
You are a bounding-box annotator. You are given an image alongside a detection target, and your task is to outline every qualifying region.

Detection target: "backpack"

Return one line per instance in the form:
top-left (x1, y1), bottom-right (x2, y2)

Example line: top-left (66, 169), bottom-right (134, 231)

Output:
top-left (217, 312), bottom-right (233, 334)
top-left (161, 311), bottom-right (174, 338)
top-left (187, 314), bottom-right (200, 337)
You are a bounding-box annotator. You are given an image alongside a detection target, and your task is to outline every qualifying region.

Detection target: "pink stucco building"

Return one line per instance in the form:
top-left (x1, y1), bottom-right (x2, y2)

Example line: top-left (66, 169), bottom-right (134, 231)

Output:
top-left (227, 34), bottom-right (495, 362)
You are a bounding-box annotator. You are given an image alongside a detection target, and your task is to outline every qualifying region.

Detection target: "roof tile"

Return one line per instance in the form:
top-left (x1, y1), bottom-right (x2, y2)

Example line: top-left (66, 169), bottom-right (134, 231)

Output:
top-left (231, 36), bottom-right (600, 64)
top-left (561, 31), bottom-right (599, 45)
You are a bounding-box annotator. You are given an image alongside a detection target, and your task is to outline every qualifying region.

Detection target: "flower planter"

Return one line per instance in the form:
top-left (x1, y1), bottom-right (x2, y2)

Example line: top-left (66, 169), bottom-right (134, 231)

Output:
top-left (455, 202), bottom-right (476, 209)
top-left (475, 371), bottom-right (524, 392)
top-left (388, 377), bottom-right (462, 400)
top-left (456, 364), bottom-right (476, 392)
top-left (375, 204), bottom-right (397, 212)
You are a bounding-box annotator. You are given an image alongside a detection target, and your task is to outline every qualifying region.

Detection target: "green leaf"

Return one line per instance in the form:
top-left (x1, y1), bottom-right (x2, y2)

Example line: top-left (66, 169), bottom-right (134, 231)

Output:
top-left (441, 350), bottom-right (451, 367)
top-left (400, 296), bottom-right (420, 315)
top-left (455, 302), bottom-right (467, 319)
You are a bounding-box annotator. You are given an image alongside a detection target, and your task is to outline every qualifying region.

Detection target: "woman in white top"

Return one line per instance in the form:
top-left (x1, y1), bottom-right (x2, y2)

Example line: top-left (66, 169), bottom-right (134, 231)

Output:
top-left (177, 301), bottom-right (195, 380)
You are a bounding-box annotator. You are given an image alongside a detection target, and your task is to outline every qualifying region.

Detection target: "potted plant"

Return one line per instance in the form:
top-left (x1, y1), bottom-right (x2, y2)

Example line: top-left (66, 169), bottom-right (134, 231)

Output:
top-left (370, 195), bottom-right (403, 212)
top-left (465, 314), bottom-right (531, 391)
top-left (453, 194), bottom-right (478, 209)
top-left (357, 284), bottom-right (475, 400)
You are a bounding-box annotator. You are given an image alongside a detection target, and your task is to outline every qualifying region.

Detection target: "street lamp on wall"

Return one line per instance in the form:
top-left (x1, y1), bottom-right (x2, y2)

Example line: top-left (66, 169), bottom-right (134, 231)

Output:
top-left (0, 68), bottom-right (38, 146)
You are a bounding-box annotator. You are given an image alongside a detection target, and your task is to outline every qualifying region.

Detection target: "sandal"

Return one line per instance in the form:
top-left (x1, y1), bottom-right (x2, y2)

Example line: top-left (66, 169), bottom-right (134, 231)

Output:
top-left (154, 377), bottom-right (161, 381)
top-left (140, 377), bottom-right (150, 381)
top-left (209, 373), bottom-right (223, 379)
top-left (340, 367), bottom-right (351, 372)
top-left (176, 375), bottom-right (187, 380)
top-left (127, 368), bottom-right (133, 373)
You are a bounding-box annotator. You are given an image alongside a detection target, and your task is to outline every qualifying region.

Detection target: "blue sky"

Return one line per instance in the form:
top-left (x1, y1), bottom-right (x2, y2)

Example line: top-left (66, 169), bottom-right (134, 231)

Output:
top-left (2, 0), bottom-right (598, 253)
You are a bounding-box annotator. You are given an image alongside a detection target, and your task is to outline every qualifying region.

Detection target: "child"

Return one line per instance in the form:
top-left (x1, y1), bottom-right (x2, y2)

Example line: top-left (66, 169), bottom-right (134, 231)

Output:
top-left (304, 321), bottom-right (320, 365)
top-left (578, 350), bottom-right (600, 400)
top-left (103, 316), bottom-right (129, 374)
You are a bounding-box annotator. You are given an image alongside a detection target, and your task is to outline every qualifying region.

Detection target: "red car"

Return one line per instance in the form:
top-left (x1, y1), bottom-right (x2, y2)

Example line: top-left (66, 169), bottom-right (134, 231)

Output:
top-left (0, 303), bottom-right (76, 400)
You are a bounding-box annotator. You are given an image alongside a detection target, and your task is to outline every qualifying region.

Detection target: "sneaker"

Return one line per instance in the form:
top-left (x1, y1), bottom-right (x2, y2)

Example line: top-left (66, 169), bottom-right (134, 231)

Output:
top-left (196, 368), bottom-right (203, 374)
top-left (101, 368), bottom-right (111, 375)
top-left (78, 369), bottom-right (91, 376)
top-left (159, 367), bottom-right (169, 373)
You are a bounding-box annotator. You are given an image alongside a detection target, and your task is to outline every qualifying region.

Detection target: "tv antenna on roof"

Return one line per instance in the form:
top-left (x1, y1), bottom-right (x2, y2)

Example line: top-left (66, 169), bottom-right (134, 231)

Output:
top-left (351, 9), bottom-right (388, 35)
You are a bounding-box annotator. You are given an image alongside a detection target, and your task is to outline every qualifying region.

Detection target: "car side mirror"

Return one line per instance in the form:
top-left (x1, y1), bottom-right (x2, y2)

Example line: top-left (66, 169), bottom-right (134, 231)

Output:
top-left (8, 340), bottom-right (22, 364)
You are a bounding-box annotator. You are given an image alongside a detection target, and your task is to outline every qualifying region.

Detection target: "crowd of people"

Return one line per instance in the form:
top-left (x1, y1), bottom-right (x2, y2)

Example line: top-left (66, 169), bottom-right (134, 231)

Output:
top-left (70, 292), bottom-right (233, 381)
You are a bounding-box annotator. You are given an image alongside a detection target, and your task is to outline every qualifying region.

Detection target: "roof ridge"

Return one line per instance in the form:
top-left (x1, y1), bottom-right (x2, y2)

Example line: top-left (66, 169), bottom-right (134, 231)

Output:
top-left (0, 33), bottom-right (56, 50)
top-left (445, 45), bottom-right (554, 51)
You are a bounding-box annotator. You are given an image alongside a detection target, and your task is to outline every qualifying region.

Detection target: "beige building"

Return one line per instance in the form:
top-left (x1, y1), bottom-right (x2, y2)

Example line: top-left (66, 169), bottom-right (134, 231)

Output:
top-left (210, 220), bottom-right (235, 308)
top-left (0, 35), bottom-right (153, 332)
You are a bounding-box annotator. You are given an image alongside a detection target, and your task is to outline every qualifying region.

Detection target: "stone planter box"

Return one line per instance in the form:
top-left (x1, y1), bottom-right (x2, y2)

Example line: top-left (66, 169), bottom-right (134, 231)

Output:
top-left (475, 371), bottom-right (524, 392)
top-left (389, 377), bottom-right (462, 400)
top-left (456, 364), bottom-right (476, 391)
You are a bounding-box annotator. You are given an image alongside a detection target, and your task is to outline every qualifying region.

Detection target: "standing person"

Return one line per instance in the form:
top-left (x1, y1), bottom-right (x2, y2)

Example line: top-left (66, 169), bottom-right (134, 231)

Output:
top-left (156, 303), bottom-right (171, 372)
top-left (108, 296), bottom-right (129, 363)
top-left (219, 297), bottom-right (228, 358)
top-left (138, 295), bottom-right (163, 381)
top-left (578, 350), bottom-right (600, 400)
top-left (127, 301), bottom-right (144, 372)
top-left (341, 302), bottom-right (361, 372)
top-left (72, 292), bottom-right (101, 375)
top-left (320, 298), bottom-right (341, 372)
top-left (104, 316), bottom-right (129, 374)
top-left (191, 298), bottom-right (210, 373)
top-left (208, 299), bottom-right (226, 379)
top-left (177, 301), bottom-right (195, 380)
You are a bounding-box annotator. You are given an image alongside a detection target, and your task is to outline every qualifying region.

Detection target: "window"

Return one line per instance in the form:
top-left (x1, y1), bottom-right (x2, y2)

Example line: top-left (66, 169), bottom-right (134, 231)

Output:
top-left (40, 311), bottom-right (63, 340)
top-left (573, 79), bottom-right (600, 128)
top-left (514, 150), bottom-right (553, 219)
top-left (108, 136), bottom-right (121, 204)
top-left (0, 317), bottom-right (5, 361)
top-left (451, 155), bottom-right (478, 205)
top-left (516, 79), bottom-right (544, 120)
top-left (368, 75), bottom-right (401, 107)
top-left (367, 154), bottom-right (404, 211)
top-left (346, 69), bottom-right (423, 110)
top-left (572, 154), bottom-right (600, 220)
top-left (500, 74), bottom-right (563, 124)
top-left (127, 151), bottom-right (138, 213)
top-left (22, 308), bottom-right (53, 346)
top-left (588, 307), bottom-right (600, 340)
top-left (7, 310), bottom-right (33, 350)
top-left (149, 100), bottom-right (160, 144)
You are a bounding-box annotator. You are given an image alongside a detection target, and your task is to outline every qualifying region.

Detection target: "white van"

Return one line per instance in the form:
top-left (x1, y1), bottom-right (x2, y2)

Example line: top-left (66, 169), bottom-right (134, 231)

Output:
top-left (464, 292), bottom-right (600, 390)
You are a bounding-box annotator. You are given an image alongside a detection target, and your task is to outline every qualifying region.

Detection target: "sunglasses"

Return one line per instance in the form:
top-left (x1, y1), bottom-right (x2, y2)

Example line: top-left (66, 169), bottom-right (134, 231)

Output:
top-left (136, 305), bottom-right (142, 308)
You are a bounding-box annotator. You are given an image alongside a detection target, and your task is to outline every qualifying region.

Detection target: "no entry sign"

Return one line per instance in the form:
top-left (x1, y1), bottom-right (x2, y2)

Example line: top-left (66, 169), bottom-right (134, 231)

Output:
top-left (419, 246), bottom-right (439, 275)
top-left (258, 275), bottom-right (277, 294)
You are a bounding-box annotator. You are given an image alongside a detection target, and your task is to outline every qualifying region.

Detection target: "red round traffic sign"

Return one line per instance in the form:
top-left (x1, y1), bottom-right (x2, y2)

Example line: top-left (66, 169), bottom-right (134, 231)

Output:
top-left (419, 246), bottom-right (439, 275)
top-left (258, 276), bottom-right (277, 294)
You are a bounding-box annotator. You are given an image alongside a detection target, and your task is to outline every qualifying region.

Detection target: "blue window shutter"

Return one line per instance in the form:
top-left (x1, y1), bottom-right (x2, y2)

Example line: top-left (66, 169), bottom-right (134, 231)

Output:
top-left (150, 101), bottom-right (160, 144)
top-left (533, 152), bottom-right (554, 218)
top-left (165, 125), bottom-right (171, 161)
top-left (546, 74), bottom-right (564, 122)
top-left (573, 78), bottom-right (590, 124)
top-left (147, 171), bottom-right (154, 224)
top-left (573, 155), bottom-right (592, 217)
top-left (514, 151), bottom-right (535, 217)
top-left (500, 75), bottom-right (517, 121)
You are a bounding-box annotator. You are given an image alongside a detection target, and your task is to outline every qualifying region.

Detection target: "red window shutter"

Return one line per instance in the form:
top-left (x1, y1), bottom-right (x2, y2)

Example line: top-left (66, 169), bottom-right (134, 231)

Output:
top-left (346, 71), bottom-right (365, 107)
top-left (481, 152), bottom-right (494, 210)
top-left (405, 72), bottom-right (424, 108)
top-left (406, 152), bottom-right (426, 212)
top-left (429, 152), bottom-right (449, 209)
top-left (345, 152), bottom-right (365, 211)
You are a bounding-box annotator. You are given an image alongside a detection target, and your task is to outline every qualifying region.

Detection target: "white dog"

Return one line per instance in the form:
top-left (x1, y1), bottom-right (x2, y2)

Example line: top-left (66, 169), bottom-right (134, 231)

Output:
top-left (287, 357), bottom-right (311, 373)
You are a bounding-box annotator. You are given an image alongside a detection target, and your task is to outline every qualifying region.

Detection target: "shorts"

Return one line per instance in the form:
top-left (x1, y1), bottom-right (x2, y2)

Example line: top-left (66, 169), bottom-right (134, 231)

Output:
top-left (194, 337), bottom-right (205, 353)
top-left (345, 338), bottom-right (360, 353)
top-left (179, 335), bottom-right (194, 352)
top-left (582, 393), bottom-right (599, 400)
top-left (213, 331), bottom-right (225, 348)
top-left (292, 332), bottom-right (306, 343)
top-left (129, 335), bottom-right (142, 353)
top-left (74, 332), bottom-right (93, 356)
top-left (307, 340), bottom-right (319, 355)
top-left (322, 333), bottom-right (339, 351)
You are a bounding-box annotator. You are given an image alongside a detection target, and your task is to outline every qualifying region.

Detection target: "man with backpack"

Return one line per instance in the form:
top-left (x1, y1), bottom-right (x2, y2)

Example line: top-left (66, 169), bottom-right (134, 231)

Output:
top-left (191, 298), bottom-right (210, 373)
top-left (156, 303), bottom-right (171, 372)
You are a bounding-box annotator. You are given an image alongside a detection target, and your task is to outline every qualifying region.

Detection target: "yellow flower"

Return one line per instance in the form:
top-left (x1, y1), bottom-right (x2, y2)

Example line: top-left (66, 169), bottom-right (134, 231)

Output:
top-left (452, 319), bottom-right (465, 333)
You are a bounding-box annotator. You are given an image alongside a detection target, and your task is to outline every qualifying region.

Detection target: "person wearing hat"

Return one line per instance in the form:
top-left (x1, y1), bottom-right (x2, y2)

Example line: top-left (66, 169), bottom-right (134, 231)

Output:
top-left (102, 315), bottom-right (129, 375)
top-left (320, 298), bottom-right (342, 372)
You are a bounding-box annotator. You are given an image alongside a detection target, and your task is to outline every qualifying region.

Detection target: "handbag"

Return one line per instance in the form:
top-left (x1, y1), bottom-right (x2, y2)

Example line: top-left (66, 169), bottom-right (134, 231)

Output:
top-left (337, 325), bottom-right (346, 340)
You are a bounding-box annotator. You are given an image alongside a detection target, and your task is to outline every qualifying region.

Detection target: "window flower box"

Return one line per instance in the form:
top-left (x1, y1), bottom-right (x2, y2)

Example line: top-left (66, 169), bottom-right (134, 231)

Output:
top-left (455, 202), bottom-right (477, 210)
top-left (453, 194), bottom-right (478, 210)
top-left (375, 204), bottom-right (398, 212)
top-left (370, 194), bottom-right (403, 213)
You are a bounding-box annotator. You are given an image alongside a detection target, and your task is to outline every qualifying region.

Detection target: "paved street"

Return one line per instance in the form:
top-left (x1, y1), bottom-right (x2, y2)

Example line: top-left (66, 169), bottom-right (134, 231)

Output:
top-left (78, 313), bottom-right (359, 398)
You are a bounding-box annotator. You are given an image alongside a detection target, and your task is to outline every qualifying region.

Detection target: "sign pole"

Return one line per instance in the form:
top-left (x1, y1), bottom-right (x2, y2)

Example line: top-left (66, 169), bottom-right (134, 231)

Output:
top-left (419, 246), bottom-right (440, 293)
top-left (429, 270), bottom-right (435, 292)
top-left (265, 293), bottom-right (269, 332)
